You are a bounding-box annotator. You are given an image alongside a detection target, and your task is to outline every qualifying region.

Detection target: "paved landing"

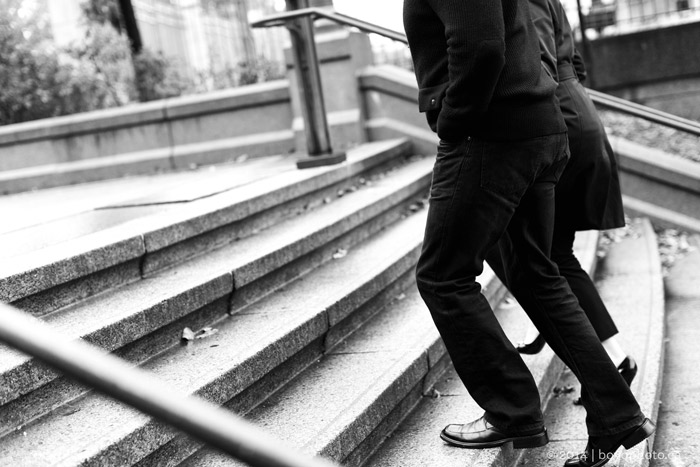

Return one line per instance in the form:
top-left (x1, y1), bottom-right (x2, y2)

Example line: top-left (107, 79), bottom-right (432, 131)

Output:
top-left (0, 155), bottom-right (291, 259)
top-left (0, 155), bottom-right (290, 235)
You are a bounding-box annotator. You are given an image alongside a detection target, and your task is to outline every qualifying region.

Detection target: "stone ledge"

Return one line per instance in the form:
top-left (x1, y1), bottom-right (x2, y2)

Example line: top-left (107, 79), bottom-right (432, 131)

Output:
top-left (358, 65), bottom-right (419, 102)
top-left (623, 195), bottom-right (700, 233)
top-left (0, 131), bottom-right (295, 195)
top-left (0, 82), bottom-right (291, 147)
top-left (611, 135), bottom-right (700, 195)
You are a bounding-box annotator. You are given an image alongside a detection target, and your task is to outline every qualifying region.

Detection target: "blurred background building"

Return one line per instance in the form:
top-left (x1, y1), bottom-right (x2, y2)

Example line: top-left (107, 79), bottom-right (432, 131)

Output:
top-left (46, 0), bottom-right (289, 81)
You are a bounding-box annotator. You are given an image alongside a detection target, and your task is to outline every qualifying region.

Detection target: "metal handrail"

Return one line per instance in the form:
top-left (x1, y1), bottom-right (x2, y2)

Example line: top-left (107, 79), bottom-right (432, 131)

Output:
top-left (251, 7), bottom-right (408, 43)
top-left (253, 7), bottom-right (700, 138)
top-left (0, 303), bottom-right (338, 467)
top-left (587, 89), bottom-right (700, 136)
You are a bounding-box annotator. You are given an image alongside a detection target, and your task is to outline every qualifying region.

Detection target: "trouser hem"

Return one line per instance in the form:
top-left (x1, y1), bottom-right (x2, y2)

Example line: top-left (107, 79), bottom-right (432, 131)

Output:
top-left (484, 412), bottom-right (545, 436)
top-left (587, 413), bottom-right (646, 437)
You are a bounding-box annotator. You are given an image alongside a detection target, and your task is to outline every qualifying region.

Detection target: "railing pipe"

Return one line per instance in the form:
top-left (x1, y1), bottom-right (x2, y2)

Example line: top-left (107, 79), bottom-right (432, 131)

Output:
top-left (587, 89), bottom-right (700, 136)
top-left (263, 1), bottom-right (345, 169)
top-left (253, 7), bottom-right (700, 139)
top-left (252, 8), bottom-right (408, 43)
top-left (0, 303), bottom-right (338, 467)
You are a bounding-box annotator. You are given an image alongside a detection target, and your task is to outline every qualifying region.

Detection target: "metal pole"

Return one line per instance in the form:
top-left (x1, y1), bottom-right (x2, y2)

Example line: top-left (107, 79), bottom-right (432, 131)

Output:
top-left (576, 0), bottom-right (596, 88)
top-left (0, 303), bottom-right (338, 467)
top-left (286, 0), bottom-right (346, 169)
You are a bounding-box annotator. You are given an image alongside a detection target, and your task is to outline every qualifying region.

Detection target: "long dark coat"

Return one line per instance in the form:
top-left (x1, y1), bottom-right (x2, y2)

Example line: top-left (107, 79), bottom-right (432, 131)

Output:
top-left (531, 0), bottom-right (625, 231)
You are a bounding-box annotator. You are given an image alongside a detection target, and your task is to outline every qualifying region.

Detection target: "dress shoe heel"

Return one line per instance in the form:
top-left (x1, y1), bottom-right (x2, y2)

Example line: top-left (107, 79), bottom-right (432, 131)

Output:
top-left (512, 429), bottom-right (549, 449)
top-left (621, 419), bottom-right (655, 449)
top-left (516, 333), bottom-right (546, 355)
top-left (618, 356), bottom-right (638, 387)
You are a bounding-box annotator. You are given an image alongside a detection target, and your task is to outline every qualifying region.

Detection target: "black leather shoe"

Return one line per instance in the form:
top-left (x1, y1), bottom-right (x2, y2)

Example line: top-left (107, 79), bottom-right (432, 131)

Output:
top-left (574, 356), bottom-right (638, 405)
top-left (563, 418), bottom-right (655, 467)
top-left (440, 416), bottom-right (549, 449)
top-left (516, 334), bottom-right (546, 355)
top-left (617, 356), bottom-right (638, 386)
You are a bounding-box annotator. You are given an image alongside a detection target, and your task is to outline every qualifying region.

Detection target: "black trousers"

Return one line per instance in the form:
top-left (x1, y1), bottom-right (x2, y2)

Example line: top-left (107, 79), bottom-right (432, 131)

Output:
top-left (416, 133), bottom-right (643, 436)
top-left (551, 223), bottom-right (619, 341)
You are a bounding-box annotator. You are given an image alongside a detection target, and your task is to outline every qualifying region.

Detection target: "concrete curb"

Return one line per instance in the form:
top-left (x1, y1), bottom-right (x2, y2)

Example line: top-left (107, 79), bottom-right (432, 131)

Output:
top-left (618, 219), bottom-right (665, 467)
top-left (0, 131), bottom-right (295, 195)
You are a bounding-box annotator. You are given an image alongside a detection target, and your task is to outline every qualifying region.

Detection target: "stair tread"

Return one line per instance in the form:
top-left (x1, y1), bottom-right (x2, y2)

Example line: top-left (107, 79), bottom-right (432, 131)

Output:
top-left (0, 206), bottom-right (429, 466)
top-left (0, 139), bottom-right (410, 304)
top-left (0, 154), bottom-right (288, 239)
top-left (0, 154), bottom-right (429, 410)
top-left (181, 285), bottom-right (438, 467)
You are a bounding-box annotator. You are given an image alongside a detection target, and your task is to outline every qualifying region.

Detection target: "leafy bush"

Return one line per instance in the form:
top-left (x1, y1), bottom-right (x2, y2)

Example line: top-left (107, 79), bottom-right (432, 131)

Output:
top-left (0, 0), bottom-right (284, 125)
top-left (236, 56), bottom-right (285, 86)
top-left (0, 2), bottom-right (136, 125)
top-left (133, 48), bottom-right (192, 102)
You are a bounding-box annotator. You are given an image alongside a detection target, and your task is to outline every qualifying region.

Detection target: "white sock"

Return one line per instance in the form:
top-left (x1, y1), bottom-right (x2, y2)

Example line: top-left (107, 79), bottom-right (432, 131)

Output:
top-left (602, 336), bottom-right (627, 368)
top-left (523, 321), bottom-right (540, 343)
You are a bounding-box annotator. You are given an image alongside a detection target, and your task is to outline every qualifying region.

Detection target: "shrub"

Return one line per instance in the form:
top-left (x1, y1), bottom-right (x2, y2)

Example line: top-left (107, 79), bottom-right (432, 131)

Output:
top-left (133, 48), bottom-right (192, 102)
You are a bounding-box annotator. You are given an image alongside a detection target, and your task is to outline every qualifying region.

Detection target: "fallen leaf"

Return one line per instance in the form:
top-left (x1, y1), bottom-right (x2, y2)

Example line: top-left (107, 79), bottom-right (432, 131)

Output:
top-left (181, 327), bottom-right (195, 342)
top-left (332, 248), bottom-right (348, 259)
top-left (195, 327), bottom-right (218, 339)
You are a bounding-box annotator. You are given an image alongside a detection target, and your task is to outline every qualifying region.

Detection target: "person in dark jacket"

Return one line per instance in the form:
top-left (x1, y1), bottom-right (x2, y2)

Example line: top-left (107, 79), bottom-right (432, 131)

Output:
top-left (403, 0), bottom-right (653, 464)
top-left (482, 1), bottom-right (640, 464)
top-left (489, 0), bottom-right (635, 380)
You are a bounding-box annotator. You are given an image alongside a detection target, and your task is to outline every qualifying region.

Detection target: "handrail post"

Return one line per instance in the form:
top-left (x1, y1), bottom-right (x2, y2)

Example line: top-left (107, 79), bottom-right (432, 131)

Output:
top-left (285, 0), bottom-right (346, 169)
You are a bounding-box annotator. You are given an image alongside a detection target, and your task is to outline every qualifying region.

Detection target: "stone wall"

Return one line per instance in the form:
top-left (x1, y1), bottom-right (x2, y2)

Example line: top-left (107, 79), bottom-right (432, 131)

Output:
top-left (0, 81), bottom-right (293, 172)
top-left (585, 22), bottom-right (700, 120)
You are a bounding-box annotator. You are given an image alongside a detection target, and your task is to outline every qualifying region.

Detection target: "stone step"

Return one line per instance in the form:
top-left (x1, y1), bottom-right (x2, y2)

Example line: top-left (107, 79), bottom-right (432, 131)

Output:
top-left (0, 200), bottom-right (439, 466)
top-left (0, 152), bottom-right (433, 436)
top-left (513, 218), bottom-right (665, 467)
top-left (175, 264), bottom-right (507, 467)
top-left (0, 139), bottom-right (410, 316)
top-left (0, 130), bottom-right (295, 195)
top-left (0, 153), bottom-right (290, 236)
top-left (364, 229), bottom-right (601, 467)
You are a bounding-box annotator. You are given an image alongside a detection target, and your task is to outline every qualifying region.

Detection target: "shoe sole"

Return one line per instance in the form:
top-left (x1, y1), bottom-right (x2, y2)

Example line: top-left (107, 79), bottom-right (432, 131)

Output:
top-left (566, 419), bottom-right (656, 467)
top-left (621, 418), bottom-right (655, 449)
top-left (440, 428), bottom-right (549, 449)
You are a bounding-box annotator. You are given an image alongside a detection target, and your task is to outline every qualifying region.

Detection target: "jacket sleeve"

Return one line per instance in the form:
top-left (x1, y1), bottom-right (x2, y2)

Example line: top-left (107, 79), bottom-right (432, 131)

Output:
top-left (529, 0), bottom-right (559, 81)
top-left (427, 0), bottom-right (506, 142)
top-left (572, 48), bottom-right (588, 83)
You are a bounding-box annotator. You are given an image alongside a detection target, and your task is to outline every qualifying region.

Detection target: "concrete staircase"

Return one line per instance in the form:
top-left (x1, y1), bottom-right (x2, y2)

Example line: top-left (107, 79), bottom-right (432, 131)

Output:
top-left (364, 218), bottom-right (665, 467)
top-left (0, 139), bottom-right (667, 467)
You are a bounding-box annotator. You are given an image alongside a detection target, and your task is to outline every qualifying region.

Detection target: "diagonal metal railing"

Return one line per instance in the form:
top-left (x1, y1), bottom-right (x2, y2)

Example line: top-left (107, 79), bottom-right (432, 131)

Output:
top-left (0, 302), bottom-right (338, 467)
top-left (253, 6), bottom-right (700, 138)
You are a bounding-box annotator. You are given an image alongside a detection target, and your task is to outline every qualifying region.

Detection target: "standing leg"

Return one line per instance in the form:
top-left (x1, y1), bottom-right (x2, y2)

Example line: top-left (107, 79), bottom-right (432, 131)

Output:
top-left (416, 136), bottom-right (545, 434)
top-left (490, 163), bottom-right (644, 437)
